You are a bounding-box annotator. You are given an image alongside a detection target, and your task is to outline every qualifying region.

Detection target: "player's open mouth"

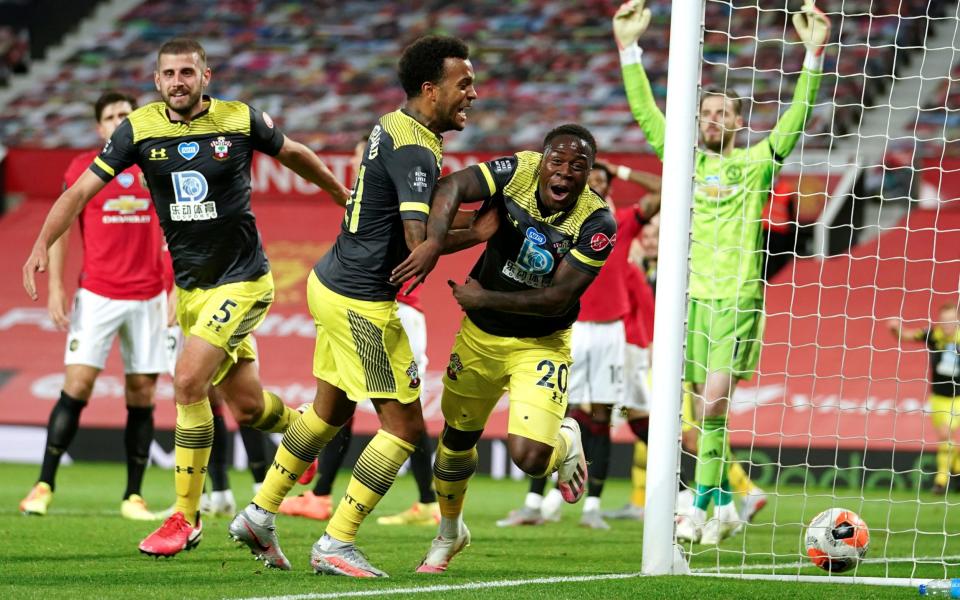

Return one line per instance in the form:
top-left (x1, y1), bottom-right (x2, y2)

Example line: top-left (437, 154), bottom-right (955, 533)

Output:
top-left (548, 184), bottom-right (570, 202)
top-left (456, 106), bottom-right (470, 121)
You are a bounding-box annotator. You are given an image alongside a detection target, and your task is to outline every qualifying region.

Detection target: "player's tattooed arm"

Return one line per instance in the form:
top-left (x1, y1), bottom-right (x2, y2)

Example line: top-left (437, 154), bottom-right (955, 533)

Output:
top-left (391, 168), bottom-right (489, 291)
top-left (449, 260), bottom-right (595, 316)
top-left (441, 203), bottom-right (500, 255)
top-left (275, 136), bottom-right (351, 206)
top-left (24, 169), bottom-right (107, 300)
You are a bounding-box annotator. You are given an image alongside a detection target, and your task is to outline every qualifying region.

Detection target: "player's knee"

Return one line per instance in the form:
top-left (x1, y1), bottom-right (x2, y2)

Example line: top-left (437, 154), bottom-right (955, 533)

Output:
top-left (508, 439), bottom-right (553, 476)
top-left (226, 393), bottom-right (263, 427)
top-left (172, 370), bottom-right (209, 404)
top-left (63, 380), bottom-right (95, 402)
top-left (124, 375), bottom-right (157, 408)
top-left (440, 424), bottom-right (481, 451)
top-left (63, 370), bottom-right (97, 401)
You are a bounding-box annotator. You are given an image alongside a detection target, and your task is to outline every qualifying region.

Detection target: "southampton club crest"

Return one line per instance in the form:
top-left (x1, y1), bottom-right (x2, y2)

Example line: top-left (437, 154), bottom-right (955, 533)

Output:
top-left (210, 136), bottom-right (232, 160)
top-left (406, 361), bottom-right (421, 389)
top-left (446, 353), bottom-right (464, 381)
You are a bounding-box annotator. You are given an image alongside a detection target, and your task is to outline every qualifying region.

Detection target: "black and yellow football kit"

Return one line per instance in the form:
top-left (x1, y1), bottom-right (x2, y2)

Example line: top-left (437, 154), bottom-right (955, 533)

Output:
top-left (89, 96), bottom-right (290, 529)
top-left (441, 150), bottom-right (618, 445)
top-left (90, 96), bottom-right (284, 381)
top-left (309, 109), bottom-right (442, 403)
top-left (253, 109), bottom-right (443, 544)
top-left (912, 327), bottom-right (960, 487)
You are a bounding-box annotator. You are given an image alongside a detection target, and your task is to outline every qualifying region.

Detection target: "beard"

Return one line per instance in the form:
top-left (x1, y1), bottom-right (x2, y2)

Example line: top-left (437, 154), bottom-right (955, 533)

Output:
top-left (702, 131), bottom-right (734, 153)
top-left (162, 87), bottom-right (203, 117)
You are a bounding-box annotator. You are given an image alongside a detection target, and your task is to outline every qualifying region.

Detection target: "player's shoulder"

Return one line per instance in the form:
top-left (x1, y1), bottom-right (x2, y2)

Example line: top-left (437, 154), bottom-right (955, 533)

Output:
top-left (127, 102), bottom-right (168, 131)
top-left (208, 97), bottom-right (254, 132)
top-left (577, 190), bottom-right (616, 231)
top-left (377, 109), bottom-right (442, 161)
top-left (514, 150), bottom-right (542, 173)
top-left (498, 150), bottom-right (541, 196)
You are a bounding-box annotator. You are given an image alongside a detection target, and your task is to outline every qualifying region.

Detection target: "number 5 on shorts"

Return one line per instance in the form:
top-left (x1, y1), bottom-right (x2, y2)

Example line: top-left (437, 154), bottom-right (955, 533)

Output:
top-left (212, 299), bottom-right (238, 323)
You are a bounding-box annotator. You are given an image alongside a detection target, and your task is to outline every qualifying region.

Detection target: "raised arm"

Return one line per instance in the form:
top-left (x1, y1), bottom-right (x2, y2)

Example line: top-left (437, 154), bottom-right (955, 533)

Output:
top-left (23, 169), bottom-right (106, 300)
top-left (275, 136), bottom-right (351, 206)
top-left (613, 0), bottom-right (666, 159)
top-left (767, 0), bottom-right (830, 160)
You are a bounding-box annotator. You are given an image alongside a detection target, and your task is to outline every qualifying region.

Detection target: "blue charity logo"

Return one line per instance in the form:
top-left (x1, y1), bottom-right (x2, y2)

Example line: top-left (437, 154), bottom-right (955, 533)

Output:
top-left (117, 173), bottom-right (134, 188)
top-left (177, 141), bottom-right (200, 160)
top-left (525, 227), bottom-right (547, 245)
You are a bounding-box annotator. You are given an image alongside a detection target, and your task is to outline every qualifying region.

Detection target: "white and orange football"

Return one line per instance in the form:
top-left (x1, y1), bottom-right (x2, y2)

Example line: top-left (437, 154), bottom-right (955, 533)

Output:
top-left (804, 508), bottom-right (870, 573)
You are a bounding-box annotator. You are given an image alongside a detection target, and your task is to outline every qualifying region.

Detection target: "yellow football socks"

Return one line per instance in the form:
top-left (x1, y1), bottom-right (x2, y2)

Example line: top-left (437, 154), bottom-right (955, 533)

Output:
top-left (433, 437), bottom-right (479, 519)
top-left (630, 440), bottom-right (647, 508)
top-left (173, 399), bottom-right (214, 526)
top-left (251, 390), bottom-right (301, 433)
top-left (254, 408), bottom-right (340, 512)
top-left (326, 429), bottom-right (415, 543)
top-left (935, 442), bottom-right (952, 487)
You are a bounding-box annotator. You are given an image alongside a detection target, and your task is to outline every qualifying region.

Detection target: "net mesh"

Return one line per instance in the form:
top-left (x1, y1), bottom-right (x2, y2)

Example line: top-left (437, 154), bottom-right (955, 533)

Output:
top-left (676, 0), bottom-right (960, 580)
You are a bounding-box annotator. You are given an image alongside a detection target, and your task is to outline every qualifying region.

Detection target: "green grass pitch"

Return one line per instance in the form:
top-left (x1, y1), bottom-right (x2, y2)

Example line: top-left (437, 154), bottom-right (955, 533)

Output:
top-left (0, 462), bottom-right (952, 599)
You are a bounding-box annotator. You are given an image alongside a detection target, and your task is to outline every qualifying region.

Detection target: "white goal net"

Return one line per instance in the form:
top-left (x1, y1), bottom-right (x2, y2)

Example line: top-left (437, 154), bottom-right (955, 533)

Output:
top-left (641, 0), bottom-right (960, 585)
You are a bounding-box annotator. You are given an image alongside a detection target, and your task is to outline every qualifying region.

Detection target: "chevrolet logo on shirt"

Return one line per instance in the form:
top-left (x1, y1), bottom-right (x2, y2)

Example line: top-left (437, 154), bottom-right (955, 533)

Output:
top-left (103, 196), bottom-right (151, 214)
top-left (149, 148), bottom-right (168, 161)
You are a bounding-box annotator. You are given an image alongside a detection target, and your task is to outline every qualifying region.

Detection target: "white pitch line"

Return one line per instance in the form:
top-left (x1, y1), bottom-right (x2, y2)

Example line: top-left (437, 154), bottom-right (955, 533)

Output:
top-left (229, 572), bottom-right (643, 600)
top-left (690, 554), bottom-right (960, 574)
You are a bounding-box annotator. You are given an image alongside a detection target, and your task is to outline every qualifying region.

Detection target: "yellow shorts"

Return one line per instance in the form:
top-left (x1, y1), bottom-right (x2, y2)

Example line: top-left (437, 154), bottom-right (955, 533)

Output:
top-left (930, 394), bottom-right (960, 430)
top-left (176, 272), bottom-right (274, 385)
top-left (307, 271), bottom-right (420, 403)
top-left (681, 382), bottom-right (696, 433)
top-left (441, 316), bottom-right (572, 446)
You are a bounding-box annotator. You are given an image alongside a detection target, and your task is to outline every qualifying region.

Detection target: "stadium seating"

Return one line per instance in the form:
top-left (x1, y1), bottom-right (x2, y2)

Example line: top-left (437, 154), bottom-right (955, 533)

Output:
top-left (0, 0), bottom-right (941, 154)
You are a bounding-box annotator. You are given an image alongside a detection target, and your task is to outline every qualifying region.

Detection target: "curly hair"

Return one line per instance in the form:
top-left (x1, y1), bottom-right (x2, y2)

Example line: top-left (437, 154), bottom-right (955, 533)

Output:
top-left (398, 35), bottom-right (470, 99)
top-left (543, 123), bottom-right (598, 157)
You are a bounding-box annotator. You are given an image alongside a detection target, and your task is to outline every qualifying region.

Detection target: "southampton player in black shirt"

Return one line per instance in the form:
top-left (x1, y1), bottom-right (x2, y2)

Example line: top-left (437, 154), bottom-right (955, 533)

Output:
top-left (230, 35), bottom-right (478, 577)
top-left (23, 38), bottom-right (351, 558)
top-left (393, 124), bottom-right (617, 573)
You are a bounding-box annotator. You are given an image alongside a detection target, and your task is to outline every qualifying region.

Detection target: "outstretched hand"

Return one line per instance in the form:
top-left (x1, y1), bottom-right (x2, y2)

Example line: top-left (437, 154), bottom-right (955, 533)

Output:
top-left (613, 0), bottom-right (651, 51)
top-left (391, 239), bottom-right (441, 294)
top-left (792, 0), bottom-right (831, 57)
top-left (22, 243), bottom-right (48, 301)
top-left (448, 277), bottom-right (485, 311)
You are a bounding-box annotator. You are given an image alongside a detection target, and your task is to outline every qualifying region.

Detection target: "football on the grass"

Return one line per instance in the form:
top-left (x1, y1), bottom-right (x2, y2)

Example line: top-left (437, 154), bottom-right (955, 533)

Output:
top-left (804, 508), bottom-right (870, 572)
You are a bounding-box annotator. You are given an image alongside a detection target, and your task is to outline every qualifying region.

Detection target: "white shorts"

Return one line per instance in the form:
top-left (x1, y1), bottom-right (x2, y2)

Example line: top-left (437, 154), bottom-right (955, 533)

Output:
top-left (621, 343), bottom-right (651, 413)
top-left (568, 320), bottom-right (626, 405)
top-left (397, 301), bottom-right (428, 376)
top-left (65, 288), bottom-right (168, 374)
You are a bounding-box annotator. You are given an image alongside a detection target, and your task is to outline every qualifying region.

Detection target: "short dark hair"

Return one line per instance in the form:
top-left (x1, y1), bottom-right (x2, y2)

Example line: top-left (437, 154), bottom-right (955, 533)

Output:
top-left (700, 87), bottom-right (743, 116)
top-left (157, 37), bottom-right (207, 69)
top-left (543, 124), bottom-right (598, 157)
top-left (591, 163), bottom-right (613, 184)
top-left (398, 35), bottom-right (470, 99)
top-left (94, 91), bottom-right (137, 122)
